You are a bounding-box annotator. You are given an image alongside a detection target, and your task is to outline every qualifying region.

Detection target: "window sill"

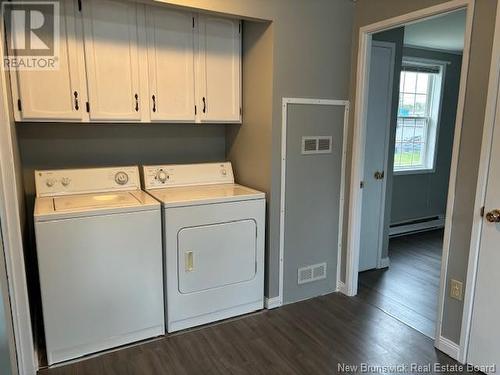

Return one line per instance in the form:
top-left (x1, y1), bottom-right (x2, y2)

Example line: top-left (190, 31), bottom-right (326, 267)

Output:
top-left (393, 168), bottom-right (435, 176)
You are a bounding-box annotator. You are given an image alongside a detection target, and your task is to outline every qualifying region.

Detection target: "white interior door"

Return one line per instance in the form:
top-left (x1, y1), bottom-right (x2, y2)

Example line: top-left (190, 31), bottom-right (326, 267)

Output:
top-left (146, 6), bottom-right (195, 122)
top-left (197, 15), bottom-right (241, 123)
top-left (359, 41), bottom-right (395, 272)
top-left (82, 0), bottom-right (143, 121)
top-left (10, 0), bottom-right (87, 121)
top-left (468, 77), bottom-right (500, 373)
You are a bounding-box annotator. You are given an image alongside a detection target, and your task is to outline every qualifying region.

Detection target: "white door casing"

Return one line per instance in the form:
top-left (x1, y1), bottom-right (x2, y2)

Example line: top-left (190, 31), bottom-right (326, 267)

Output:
top-left (197, 15), bottom-right (241, 123)
top-left (145, 6), bottom-right (196, 122)
top-left (346, 4), bottom-right (475, 363)
top-left (359, 41), bottom-right (395, 272)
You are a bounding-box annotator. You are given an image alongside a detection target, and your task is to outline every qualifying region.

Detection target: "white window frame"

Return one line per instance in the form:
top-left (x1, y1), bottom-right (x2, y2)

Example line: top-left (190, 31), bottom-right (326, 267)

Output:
top-left (394, 57), bottom-right (447, 175)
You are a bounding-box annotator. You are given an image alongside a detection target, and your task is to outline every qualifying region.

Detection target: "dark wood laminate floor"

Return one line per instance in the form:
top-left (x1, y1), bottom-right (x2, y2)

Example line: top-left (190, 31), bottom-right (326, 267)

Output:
top-left (39, 279), bottom-right (473, 374)
top-left (358, 229), bottom-right (443, 339)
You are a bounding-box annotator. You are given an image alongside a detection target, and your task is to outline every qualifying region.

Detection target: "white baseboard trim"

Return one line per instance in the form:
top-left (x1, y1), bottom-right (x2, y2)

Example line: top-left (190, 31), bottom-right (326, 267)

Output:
top-left (378, 257), bottom-right (391, 269)
top-left (389, 216), bottom-right (445, 237)
top-left (337, 280), bottom-right (348, 295)
top-left (436, 335), bottom-right (460, 360)
top-left (264, 297), bottom-right (282, 310)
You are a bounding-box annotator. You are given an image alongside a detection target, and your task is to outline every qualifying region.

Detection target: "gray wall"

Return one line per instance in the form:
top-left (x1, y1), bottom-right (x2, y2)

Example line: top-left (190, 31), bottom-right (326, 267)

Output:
top-left (226, 20), bottom-right (274, 292)
top-left (347, 0), bottom-right (498, 345)
top-left (18, 123), bottom-right (226, 202)
top-left (155, 0), bottom-right (355, 298)
top-left (283, 104), bottom-right (345, 303)
top-left (391, 47), bottom-right (462, 225)
top-left (372, 28), bottom-right (404, 260)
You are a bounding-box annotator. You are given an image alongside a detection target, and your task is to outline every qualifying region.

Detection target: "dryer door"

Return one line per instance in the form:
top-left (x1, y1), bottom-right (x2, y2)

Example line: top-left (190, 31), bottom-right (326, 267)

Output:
top-left (178, 220), bottom-right (257, 294)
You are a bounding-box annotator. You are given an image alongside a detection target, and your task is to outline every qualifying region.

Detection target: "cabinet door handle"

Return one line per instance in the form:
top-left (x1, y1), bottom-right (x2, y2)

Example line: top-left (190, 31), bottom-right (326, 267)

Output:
top-left (202, 97), bottom-right (206, 113)
top-left (134, 94), bottom-right (139, 112)
top-left (73, 91), bottom-right (79, 111)
top-left (152, 94), bottom-right (156, 113)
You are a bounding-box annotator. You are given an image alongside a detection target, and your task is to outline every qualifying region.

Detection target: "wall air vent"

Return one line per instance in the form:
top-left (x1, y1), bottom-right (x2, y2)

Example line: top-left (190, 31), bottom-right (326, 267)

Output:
top-left (298, 262), bottom-right (327, 284)
top-left (301, 136), bottom-right (332, 155)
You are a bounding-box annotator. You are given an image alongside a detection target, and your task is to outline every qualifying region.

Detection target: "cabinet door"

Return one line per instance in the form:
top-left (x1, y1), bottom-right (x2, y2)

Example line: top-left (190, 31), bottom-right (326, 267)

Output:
top-left (197, 16), bottom-right (241, 123)
top-left (9, 0), bottom-right (87, 122)
top-left (146, 7), bottom-right (195, 122)
top-left (82, 0), bottom-right (142, 121)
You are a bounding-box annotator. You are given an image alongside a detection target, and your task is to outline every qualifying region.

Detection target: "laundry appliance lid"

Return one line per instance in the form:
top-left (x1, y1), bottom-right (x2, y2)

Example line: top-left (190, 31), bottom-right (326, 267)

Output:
top-left (147, 183), bottom-right (265, 208)
top-left (53, 191), bottom-right (141, 211)
top-left (34, 190), bottom-right (160, 222)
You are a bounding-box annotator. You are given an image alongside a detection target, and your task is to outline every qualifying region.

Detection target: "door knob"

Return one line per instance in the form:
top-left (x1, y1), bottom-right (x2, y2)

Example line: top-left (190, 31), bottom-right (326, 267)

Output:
top-left (485, 209), bottom-right (500, 223)
top-left (374, 171), bottom-right (385, 180)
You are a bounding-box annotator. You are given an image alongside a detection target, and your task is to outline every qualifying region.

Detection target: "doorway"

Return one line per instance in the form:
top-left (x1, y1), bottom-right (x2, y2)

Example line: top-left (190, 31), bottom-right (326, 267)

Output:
top-left (346, 1), bottom-right (473, 350)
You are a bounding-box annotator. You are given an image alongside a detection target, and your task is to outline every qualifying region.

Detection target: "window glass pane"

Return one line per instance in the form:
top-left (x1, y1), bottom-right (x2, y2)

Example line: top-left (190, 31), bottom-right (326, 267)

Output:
top-left (394, 117), bottom-right (429, 170)
top-left (400, 93), bottom-right (415, 116)
top-left (415, 118), bottom-right (426, 128)
top-left (416, 73), bottom-right (429, 94)
top-left (414, 126), bottom-right (425, 142)
top-left (414, 94), bottom-right (428, 116)
top-left (403, 71), bottom-right (417, 93)
top-left (396, 123), bottom-right (403, 142)
top-left (400, 143), bottom-right (414, 166)
top-left (402, 124), bottom-right (415, 142)
top-left (412, 145), bottom-right (423, 165)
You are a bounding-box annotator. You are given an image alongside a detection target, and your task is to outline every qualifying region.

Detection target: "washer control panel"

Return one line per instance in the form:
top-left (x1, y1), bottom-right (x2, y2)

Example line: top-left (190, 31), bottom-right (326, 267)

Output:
top-left (35, 166), bottom-right (140, 197)
top-left (143, 162), bottom-right (234, 189)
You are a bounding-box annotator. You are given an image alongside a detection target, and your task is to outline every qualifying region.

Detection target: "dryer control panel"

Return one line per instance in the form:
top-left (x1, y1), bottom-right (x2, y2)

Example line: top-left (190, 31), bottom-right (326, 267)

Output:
top-left (143, 162), bottom-right (234, 189)
top-left (35, 166), bottom-right (141, 197)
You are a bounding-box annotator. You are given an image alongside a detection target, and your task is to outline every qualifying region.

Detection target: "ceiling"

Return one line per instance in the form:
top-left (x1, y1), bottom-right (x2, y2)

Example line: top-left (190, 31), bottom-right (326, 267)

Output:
top-left (404, 9), bottom-right (466, 53)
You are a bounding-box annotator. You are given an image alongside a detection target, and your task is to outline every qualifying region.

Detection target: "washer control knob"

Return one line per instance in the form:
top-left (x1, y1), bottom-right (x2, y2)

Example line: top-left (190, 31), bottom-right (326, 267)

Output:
top-left (61, 177), bottom-right (71, 187)
top-left (221, 169), bottom-right (227, 176)
top-left (114, 171), bottom-right (129, 185)
top-left (45, 178), bottom-right (56, 187)
top-left (157, 170), bottom-right (169, 183)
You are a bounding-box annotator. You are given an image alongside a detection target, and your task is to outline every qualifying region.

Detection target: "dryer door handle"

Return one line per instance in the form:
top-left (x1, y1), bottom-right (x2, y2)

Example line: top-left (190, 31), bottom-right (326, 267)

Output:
top-left (185, 251), bottom-right (194, 272)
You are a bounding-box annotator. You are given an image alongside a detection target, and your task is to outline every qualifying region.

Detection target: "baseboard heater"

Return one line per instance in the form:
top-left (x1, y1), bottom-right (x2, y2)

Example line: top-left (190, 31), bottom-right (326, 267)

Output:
top-left (389, 215), bottom-right (445, 237)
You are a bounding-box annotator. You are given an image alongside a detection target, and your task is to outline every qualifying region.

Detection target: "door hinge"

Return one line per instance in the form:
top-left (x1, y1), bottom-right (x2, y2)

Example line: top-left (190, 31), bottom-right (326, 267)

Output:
top-left (194, 105), bottom-right (197, 115)
top-left (360, 181), bottom-right (364, 189)
top-left (78, 0), bottom-right (82, 12)
top-left (239, 22), bottom-right (241, 34)
top-left (17, 99), bottom-right (22, 112)
top-left (85, 102), bottom-right (90, 113)
top-left (480, 206), bottom-right (485, 217)
top-left (192, 17), bottom-right (195, 28)
top-left (239, 107), bottom-right (242, 116)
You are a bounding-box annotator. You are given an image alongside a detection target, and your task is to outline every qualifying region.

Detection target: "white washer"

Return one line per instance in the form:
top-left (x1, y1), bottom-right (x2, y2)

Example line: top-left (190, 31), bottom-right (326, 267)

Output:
top-left (143, 162), bottom-right (265, 332)
top-left (34, 166), bottom-right (164, 365)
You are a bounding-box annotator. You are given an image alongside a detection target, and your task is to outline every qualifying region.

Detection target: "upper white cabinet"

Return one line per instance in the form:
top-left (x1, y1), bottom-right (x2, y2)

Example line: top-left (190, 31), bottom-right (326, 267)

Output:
top-left (82, 0), bottom-right (143, 121)
top-left (146, 7), bottom-right (196, 122)
top-left (10, 0), bottom-right (88, 122)
top-left (197, 16), bottom-right (241, 123)
top-left (8, 2), bottom-right (241, 124)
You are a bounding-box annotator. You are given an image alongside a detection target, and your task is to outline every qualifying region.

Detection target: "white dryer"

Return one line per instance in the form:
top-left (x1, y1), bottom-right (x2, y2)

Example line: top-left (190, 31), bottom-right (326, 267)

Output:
top-left (34, 166), bottom-right (164, 365)
top-left (143, 162), bottom-right (265, 332)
